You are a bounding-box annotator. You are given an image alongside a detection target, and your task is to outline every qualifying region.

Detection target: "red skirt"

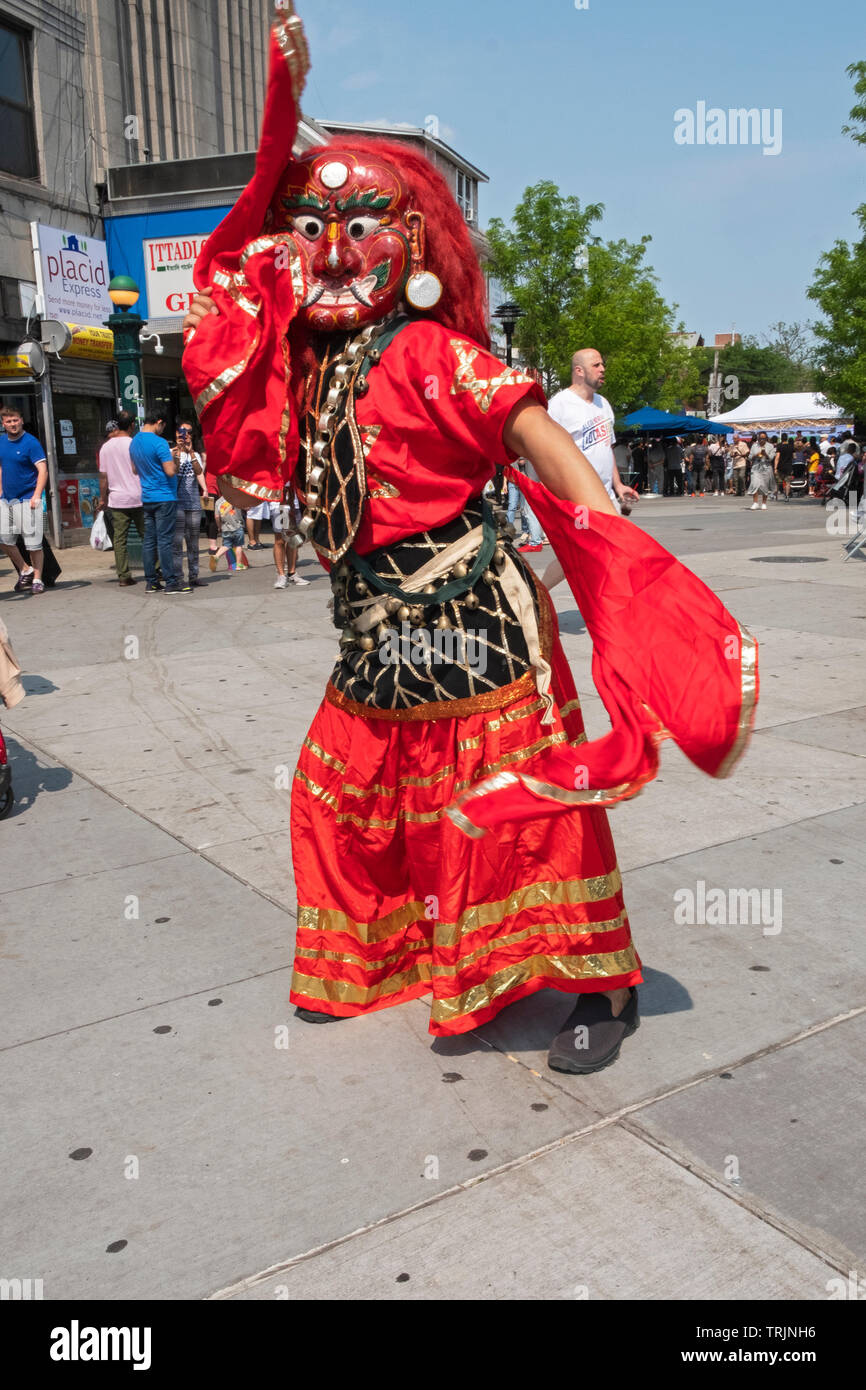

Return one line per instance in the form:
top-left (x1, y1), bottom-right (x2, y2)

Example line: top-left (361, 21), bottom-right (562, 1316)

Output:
top-left (289, 602), bottom-right (642, 1037)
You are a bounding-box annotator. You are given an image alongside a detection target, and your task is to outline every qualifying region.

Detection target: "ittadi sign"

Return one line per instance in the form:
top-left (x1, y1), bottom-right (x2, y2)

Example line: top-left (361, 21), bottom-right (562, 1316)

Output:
top-left (143, 234), bottom-right (209, 318)
top-left (31, 223), bottom-right (112, 328)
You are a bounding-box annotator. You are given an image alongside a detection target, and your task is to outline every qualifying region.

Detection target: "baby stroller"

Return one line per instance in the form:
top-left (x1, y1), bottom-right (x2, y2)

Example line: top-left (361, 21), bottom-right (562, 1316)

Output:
top-left (0, 725), bottom-right (12, 819)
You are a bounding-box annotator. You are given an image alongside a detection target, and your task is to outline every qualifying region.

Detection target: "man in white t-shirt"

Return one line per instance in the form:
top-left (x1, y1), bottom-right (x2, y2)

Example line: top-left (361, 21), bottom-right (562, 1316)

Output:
top-left (543, 348), bottom-right (638, 589)
top-left (547, 349), bottom-right (638, 510)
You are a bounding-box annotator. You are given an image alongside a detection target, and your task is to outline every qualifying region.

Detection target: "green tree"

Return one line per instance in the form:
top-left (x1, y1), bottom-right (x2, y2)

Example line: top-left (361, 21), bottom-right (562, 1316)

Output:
top-left (698, 337), bottom-right (803, 406)
top-left (760, 321), bottom-right (816, 390)
top-left (486, 180), bottom-right (700, 412)
top-left (807, 223), bottom-right (866, 417)
top-left (807, 62), bottom-right (866, 417)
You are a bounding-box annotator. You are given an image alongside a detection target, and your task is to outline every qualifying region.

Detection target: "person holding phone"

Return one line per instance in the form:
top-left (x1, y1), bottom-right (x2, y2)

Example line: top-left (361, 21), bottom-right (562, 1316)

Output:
top-left (173, 421), bottom-right (208, 586)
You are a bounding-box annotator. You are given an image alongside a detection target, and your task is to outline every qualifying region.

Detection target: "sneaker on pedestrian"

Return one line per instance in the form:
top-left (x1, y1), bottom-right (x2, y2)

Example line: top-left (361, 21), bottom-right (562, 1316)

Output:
top-left (145, 582), bottom-right (163, 593)
top-left (164, 581), bottom-right (191, 594)
top-left (30, 579), bottom-right (45, 595)
top-left (274, 574), bottom-right (289, 589)
top-left (13, 568), bottom-right (34, 592)
top-left (289, 573), bottom-right (310, 585)
top-left (761, 503), bottom-right (767, 510)
top-left (191, 578), bottom-right (207, 587)
top-left (750, 502), bottom-right (759, 510)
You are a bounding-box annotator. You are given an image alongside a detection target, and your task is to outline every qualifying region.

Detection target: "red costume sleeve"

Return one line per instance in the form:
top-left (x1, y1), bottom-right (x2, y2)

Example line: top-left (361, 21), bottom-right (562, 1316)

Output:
top-left (182, 3), bottom-right (310, 501)
top-left (446, 467), bottom-right (759, 837)
top-left (392, 322), bottom-right (547, 463)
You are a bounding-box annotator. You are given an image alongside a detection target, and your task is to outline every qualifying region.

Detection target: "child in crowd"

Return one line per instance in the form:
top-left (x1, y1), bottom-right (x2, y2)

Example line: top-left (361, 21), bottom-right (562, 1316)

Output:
top-left (211, 496), bottom-right (249, 572)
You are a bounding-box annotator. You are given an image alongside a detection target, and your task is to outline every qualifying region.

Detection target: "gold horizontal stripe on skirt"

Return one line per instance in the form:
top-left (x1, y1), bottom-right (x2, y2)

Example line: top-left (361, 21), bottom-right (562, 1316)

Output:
top-left (342, 764), bottom-right (458, 798)
top-left (293, 768), bottom-right (338, 809)
top-left (297, 901), bottom-right (428, 946)
top-left (436, 870), bottom-right (622, 947)
top-left (303, 737), bottom-right (346, 773)
top-left (292, 958), bottom-right (432, 1006)
top-left (296, 730), bottom-right (571, 826)
top-left (432, 909), bottom-right (629, 977)
top-left (559, 699), bottom-right (582, 718)
top-left (456, 696), bottom-right (549, 751)
top-left (430, 946), bottom-right (641, 1025)
top-left (294, 934), bottom-right (431, 972)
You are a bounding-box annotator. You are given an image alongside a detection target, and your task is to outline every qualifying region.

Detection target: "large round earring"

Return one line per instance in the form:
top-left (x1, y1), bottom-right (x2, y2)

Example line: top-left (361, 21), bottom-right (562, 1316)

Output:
top-left (405, 271), bottom-right (443, 309)
top-left (404, 210), bottom-right (443, 311)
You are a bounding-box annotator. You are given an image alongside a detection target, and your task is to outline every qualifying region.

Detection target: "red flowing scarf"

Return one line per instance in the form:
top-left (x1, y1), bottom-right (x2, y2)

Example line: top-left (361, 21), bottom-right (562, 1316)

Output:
top-left (446, 468), bottom-right (759, 837)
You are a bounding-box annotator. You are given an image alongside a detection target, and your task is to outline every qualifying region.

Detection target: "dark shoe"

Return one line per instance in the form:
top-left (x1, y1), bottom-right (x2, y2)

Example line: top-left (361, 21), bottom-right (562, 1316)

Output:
top-left (191, 578), bottom-right (206, 587)
top-left (164, 582), bottom-right (191, 594)
top-left (13, 570), bottom-right (34, 592)
top-left (118, 576), bottom-right (137, 586)
top-left (144, 583), bottom-right (163, 594)
top-left (295, 1006), bottom-right (346, 1024)
top-left (547, 988), bottom-right (639, 1074)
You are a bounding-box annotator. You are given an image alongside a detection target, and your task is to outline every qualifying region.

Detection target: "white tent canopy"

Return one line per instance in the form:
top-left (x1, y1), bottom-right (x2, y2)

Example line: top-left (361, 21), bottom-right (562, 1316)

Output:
top-left (710, 393), bottom-right (852, 433)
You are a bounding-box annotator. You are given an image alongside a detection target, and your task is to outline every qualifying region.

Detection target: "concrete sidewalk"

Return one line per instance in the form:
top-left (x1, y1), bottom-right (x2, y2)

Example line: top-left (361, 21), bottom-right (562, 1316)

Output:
top-left (1, 497), bottom-right (863, 1300)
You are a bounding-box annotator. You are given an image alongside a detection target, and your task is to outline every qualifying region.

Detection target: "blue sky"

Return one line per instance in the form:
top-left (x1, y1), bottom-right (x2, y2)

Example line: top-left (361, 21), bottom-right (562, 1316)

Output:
top-left (302, 0), bottom-right (864, 342)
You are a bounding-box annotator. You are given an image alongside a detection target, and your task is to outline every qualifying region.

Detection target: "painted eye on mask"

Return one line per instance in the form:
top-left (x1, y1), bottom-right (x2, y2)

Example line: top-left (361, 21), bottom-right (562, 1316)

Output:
top-left (291, 214), bottom-right (326, 240)
top-left (345, 215), bottom-right (381, 241)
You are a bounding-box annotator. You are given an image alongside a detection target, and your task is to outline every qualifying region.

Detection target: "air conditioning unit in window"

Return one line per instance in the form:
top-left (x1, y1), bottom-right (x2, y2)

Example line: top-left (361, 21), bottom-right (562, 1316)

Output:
top-left (464, 208), bottom-right (475, 224)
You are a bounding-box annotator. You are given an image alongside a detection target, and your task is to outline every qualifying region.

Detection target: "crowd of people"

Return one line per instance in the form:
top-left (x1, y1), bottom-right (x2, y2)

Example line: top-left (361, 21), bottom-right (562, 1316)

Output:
top-left (0, 408), bottom-right (312, 597)
top-left (622, 430), bottom-right (864, 505)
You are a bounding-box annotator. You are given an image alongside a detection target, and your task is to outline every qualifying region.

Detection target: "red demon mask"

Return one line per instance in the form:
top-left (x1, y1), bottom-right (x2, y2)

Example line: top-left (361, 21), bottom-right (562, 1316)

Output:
top-left (269, 149), bottom-right (420, 332)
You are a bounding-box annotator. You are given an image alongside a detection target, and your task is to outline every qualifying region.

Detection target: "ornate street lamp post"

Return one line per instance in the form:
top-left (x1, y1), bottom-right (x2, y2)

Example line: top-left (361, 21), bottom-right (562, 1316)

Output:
top-left (493, 301), bottom-right (525, 367)
top-left (105, 275), bottom-right (144, 424)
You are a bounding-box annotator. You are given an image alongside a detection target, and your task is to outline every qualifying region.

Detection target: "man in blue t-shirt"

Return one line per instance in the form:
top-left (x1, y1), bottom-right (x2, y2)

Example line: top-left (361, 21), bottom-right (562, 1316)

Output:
top-left (129, 412), bottom-right (184, 593)
top-left (0, 406), bottom-right (48, 594)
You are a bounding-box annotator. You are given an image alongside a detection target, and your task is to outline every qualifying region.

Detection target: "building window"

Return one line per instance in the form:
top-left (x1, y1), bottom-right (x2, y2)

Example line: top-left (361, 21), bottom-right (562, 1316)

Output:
top-left (455, 169), bottom-right (477, 223)
top-left (0, 22), bottom-right (39, 179)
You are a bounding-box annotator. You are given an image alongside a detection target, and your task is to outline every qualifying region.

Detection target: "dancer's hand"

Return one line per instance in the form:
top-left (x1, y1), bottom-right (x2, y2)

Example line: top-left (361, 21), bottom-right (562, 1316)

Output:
top-left (183, 290), bottom-right (218, 338)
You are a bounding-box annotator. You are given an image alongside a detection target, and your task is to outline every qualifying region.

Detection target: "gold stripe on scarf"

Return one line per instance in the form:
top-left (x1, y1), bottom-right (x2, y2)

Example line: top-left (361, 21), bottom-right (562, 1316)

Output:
top-left (195, 356), bottom-right (253, 414)
top-left (430, 947), bottom-right (641, 1026)
top-left (221, 475), bottom-right (283, 502)
top-left (212, 269), bottom-right (259, 318)
top-left (297, 900), bottom-right (428, 946)
top-left (715, 622), bottom-right (759, 778)
top-left (433, 910), bottom-right (630, 977)
top-left (436, 870), bottom-right (622, 947)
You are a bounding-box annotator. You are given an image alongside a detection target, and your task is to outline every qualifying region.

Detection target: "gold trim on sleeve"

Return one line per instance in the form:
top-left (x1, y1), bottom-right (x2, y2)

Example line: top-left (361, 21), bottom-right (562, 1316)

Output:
top-left (715, 622), bottom-right (759, 778)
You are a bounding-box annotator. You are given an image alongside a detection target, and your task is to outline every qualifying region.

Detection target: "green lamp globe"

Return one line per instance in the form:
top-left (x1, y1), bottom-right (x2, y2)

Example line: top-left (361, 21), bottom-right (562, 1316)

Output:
top-left (108, 275), bottom-right (140, 309)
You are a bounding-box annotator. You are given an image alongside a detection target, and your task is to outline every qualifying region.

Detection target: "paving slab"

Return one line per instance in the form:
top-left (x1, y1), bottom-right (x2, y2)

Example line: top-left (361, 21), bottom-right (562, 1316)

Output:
top-left (470, 801), bottom-right (866, 1109)
top-left (0, 749), bottom-right (185, 894)
top-left (0, 854), bottom-right (291, 1046)
top-left (0, 975), bottom-right (599, 1301)
top-left (634, 1013), bottom-right (866, 1269)
top-left (223, 1125), bottom-right (838, 1301)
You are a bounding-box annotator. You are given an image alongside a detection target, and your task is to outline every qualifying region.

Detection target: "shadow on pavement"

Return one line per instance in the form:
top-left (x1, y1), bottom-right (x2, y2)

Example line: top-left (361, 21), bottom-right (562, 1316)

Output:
top-left (1, 737), bottom-right (73, 814)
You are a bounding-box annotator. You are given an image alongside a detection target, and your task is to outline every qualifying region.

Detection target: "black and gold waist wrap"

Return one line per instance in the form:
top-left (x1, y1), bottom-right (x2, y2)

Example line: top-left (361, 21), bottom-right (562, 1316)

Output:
top-left (328, 501), bottom-right (544, 713)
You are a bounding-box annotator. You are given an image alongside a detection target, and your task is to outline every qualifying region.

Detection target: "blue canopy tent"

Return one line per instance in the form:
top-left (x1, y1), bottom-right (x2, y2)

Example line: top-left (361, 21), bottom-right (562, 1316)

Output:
top-left (621, 408), bottom-right (730, 436)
